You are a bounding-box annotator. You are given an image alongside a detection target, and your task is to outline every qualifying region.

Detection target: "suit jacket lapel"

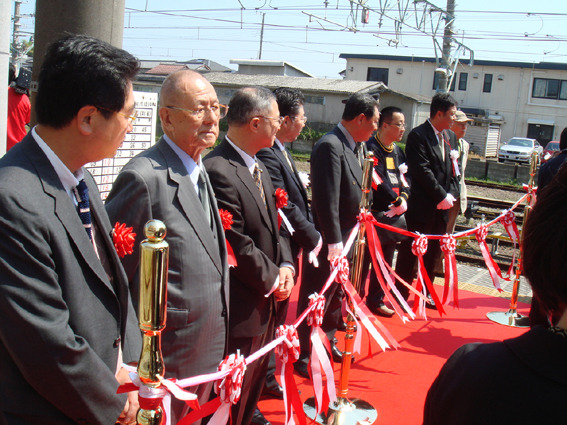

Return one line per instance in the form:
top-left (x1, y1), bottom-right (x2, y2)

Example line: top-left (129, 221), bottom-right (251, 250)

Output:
top-left (157, 140), bottom-right (224, 274)
top-left (334, 127), bottom-right (363, 187)
top-left (24, 137), bottom-right (117, 294)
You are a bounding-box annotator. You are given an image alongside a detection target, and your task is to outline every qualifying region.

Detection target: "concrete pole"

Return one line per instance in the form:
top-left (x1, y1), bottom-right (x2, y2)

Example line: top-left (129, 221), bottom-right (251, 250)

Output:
top-left (437, 0), bottom-right (455, 93)
top-left (0, 0), bottom-right (12, 156)
top-left (30, 0), bottom-right (126, 125)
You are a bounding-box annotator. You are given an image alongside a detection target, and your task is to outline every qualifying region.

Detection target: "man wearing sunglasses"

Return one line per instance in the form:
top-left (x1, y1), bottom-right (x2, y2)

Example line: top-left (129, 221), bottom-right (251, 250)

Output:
top-left (106, 69), bottom-right (230, 423)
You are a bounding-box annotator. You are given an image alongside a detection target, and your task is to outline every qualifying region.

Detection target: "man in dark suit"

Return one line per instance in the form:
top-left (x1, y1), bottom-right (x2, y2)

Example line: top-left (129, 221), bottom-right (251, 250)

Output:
top-left (395, 92), bottom-right (460, 303)
top-left (0, 35), bottom-right (141, 425)
top-left (105, 70), bottom-right (229, 422)
top-left (204, 87), bottom-right (295, 425)
top-left (294, 92), bottom-right (379, 376)
top-left (256, 87), bottom-right (321, 399)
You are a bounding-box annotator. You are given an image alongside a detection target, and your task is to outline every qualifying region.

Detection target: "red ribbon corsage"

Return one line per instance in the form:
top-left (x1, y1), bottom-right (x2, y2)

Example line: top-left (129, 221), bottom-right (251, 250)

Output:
top-left (112, 222), bottom-right (136, 258)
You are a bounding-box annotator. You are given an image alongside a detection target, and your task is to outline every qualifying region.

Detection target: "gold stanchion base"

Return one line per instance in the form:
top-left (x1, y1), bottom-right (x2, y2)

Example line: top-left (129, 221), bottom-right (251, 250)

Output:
top-left (486, 309), bottom-right (530, 328)
top-left (304, 396), bottom-right (378, 425)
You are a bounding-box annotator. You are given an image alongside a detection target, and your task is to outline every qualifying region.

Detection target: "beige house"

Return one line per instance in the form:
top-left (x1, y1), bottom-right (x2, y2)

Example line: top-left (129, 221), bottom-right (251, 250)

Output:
top-left (340, 53), bottom-right (567, 156)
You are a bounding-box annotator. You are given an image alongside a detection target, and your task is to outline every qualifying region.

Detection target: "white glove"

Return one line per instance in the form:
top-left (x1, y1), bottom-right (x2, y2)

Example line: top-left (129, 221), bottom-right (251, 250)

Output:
top-left (436, 193), bottom-right (456, 210)
top-left (298, 172), bottom-right (310, 188)
top-left (308, 235), bottom-right (323, 268)
top-left (327, 242), bottom-right (343, 262)
top-left (384, 198), bottom-right (407, 218)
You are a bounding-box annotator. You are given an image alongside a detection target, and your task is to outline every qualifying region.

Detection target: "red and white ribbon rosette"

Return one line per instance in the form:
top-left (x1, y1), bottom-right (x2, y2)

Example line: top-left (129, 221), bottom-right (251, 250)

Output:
top-left (440, 234), bottom-right (459, 307)
top-left (474, 224), bottom-right (502, 291)
top-left (371, 157), bottom-right (382, 190)
top-left (411, 234), bottom-right (445, 317)
top-left (219, 208), bottom-right (237, 267)
top-left (330, 256), bottom-right (350, 285)
top-left (398, 163), bottom-right (409, 188)
top-left (112, 222), bottom-right (136, 258)
top-left (306, 293), bottom-right (336, 417)
top-left (449, 149), bottom-right (461, 177)
top-left (275, 325), bottom-right (306, 425)
top-left (275, 188), bottom-right (295, 235)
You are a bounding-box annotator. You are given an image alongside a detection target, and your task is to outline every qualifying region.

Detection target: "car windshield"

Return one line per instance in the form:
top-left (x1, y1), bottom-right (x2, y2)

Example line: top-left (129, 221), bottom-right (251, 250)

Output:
top-left (507, 139), bottom-right (533, 148)
top-left (546, 142), bottom-right (560, 151)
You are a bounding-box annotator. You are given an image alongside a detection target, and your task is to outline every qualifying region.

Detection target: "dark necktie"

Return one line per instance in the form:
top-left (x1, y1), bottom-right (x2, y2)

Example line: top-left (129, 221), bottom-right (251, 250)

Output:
top-left (74, 179), bottom-right (92, 241)
top-left (253, 163), bottom-right (267, 208)
top-left (198, 171), bottom-right (212, 228)
top-left (354, 142), bottom-right (365, 168)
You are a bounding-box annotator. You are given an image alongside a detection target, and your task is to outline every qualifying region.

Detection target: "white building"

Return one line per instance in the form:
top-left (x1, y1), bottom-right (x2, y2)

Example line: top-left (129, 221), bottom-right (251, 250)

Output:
top-left (340, 53), bottom-right (567, 156)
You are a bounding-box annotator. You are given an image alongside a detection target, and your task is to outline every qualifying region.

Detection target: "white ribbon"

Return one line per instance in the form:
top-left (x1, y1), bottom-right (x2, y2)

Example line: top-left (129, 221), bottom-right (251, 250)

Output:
top-left (450, 150), bottom-right (461, 177)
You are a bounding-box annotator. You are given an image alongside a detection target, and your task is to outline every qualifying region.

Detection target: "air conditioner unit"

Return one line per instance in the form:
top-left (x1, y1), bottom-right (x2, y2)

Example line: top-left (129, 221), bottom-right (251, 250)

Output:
top-left (396, 68), bottom-right (403, 74)
top-left (473, 73), bottom-right (479, 79)
top-left (498, 74), bottom-right (504, 80)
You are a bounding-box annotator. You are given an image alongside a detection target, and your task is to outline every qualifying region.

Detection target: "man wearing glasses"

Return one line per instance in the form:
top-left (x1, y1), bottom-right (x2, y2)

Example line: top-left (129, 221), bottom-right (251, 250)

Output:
top-left (204, 87), bottom-right (295, 425)
top-left (0, 35), bottom-right (141, 425)
top-left (106, 69), bottom-right (230, 423)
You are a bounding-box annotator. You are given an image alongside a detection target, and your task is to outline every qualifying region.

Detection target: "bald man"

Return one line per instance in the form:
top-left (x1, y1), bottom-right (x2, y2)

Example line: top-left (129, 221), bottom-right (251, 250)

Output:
top-left (106, 70), bottom-right (229, 422)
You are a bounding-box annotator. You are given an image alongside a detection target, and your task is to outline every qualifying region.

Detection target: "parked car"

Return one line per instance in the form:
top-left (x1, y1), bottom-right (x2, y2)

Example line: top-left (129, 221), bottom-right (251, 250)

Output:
top-left (497, 137), bottom-right (543, 164)
top-left (541, 141), bottom-right (560, 164)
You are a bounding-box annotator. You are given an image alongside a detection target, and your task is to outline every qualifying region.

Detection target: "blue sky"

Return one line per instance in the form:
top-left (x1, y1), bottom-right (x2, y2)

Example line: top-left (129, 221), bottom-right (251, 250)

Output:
top-left (15, 1), bottom-right (567, 78)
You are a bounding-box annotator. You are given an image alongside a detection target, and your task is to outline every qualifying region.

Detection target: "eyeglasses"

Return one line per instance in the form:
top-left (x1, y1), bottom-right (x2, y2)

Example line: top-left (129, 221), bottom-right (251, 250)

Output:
top-left (388, 122), bottom-right (406, 129)
top-left (255, 116), bottom-right (285, 125)
top-left (291, 115), bottom-right (308, 123)
top-left (97, 106), bottom-right (138, 124)
top-left (165, 104), bottom-right (228, 120)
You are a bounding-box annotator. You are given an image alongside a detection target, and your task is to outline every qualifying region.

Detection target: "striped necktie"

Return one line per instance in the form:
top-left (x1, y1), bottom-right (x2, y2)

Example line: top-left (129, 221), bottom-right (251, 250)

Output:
top-left (198, 170), bottom-right (212, 228)
top-left (74, 179), bottom-right (92, 241)
top-left (253, 163), bottom-right (267, 208)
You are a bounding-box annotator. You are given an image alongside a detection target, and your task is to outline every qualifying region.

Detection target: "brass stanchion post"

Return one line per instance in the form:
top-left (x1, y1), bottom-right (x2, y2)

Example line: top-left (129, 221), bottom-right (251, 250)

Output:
top-left (487, 151), bottom-right (538, 327)
top-left (304, 155), bottom-right (378, 425)
top-left (137, 220), bottom-right (169, 425)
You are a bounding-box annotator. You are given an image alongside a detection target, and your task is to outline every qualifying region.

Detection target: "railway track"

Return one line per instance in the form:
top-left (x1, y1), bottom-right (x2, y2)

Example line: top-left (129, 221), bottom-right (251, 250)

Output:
top-left (464, 179), bottom-right (525, 193)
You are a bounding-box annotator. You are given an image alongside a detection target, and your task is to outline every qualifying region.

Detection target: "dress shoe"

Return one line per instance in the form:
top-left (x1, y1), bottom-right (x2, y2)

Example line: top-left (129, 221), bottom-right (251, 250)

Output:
top-left (328, 342), bottom-right (354, 363)
top-left (251, 408), bottom-right (271, 425)
top-left (337, 321), bottom-right (347, 332)
top-left (368, 303), bottom-right (395, 317)
top-left (293, 359), bottom-right (310, 379)
top-left (261, 379), bottom-right (284, 400)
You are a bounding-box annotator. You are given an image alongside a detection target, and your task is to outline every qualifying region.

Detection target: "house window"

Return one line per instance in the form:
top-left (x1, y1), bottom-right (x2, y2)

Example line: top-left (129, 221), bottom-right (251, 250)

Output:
top-left (367, 67), bottom-right (389, 85)
top-left (458, 73), bottom-right (468, 91)
top-left (532, 78), bottom-right (567, 100)
top-left (483, 74), bottom-right (493, 93)
top-left (449, 75), bottom-right (456, 91)
top-left (304, 94), bottom-right (325, 105)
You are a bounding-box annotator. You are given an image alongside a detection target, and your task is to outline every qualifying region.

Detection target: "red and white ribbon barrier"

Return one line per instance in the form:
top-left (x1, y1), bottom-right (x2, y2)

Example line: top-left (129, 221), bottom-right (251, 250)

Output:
top-left (411, 234), bottom-right (445, 318)
top-left (440, 234), bottom-right (459, 307)
top-left (275, 325), bottom-right (305, 425)
top-left (500, 210), bottom-right (520, 278)
top-left (331, 255), bottom-right (350, 285)
top-left (306, 294), bottom-right (336, 418)
top-left (371, 157), bottom-right (383, 190)
top-left (474, 224), bottom-right (503, 292)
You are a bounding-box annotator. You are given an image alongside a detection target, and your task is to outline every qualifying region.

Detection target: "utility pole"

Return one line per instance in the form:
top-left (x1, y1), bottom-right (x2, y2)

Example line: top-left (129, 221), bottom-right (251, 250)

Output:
top-left (258, 12), bottom-right (265, 60)
top-left (437, 0), bottom-right (455, 93)
top-left (1, 0), bottom-right (12, 156)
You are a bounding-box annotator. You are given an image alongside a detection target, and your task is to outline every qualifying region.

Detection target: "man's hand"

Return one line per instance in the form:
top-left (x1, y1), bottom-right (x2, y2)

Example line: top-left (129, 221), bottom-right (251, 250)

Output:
top-left (327, 242), bottom-right (343, 262)
top-left (384, 198), bottom-right (408, 218)
top-left (436, 194), bottom-right (456, 210)
top-left (116, 367), bottom-right (138, 424)
top-left (308, 235), bottom-right (323, 268)
top-left (275, 267), bottom-right (294, 301)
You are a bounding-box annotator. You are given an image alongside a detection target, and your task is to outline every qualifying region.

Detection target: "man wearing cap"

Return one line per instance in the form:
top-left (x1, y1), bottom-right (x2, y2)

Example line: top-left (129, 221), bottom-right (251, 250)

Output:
top-left (446, 110), bottom-right (472, 233)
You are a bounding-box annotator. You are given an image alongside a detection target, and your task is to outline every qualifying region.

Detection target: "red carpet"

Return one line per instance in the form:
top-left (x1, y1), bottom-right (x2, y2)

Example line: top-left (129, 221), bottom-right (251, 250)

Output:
top-left (258, 286), bottom-right (529, 425)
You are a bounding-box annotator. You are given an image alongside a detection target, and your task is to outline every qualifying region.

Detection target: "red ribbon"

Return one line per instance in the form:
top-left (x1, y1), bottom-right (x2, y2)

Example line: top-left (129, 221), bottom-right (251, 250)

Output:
top-left (475, 224), bottom-right (503, 291)
top-left (440, 234), bottom-right (459, 307)
top-left (275, 326), bottom-right (306, 425)
top-left (219, 209), bottom-right (237, 267)
top-left (500, 210), bottom-right (520, 278)
top-left (411, 235), bottom-right (445, 317)
top-left (112, 222), bottom-right (136, 258)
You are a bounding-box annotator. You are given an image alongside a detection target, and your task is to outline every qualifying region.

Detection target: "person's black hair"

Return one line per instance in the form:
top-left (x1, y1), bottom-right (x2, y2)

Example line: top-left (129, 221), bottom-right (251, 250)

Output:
top-left (226, 86), bottom-right (276, 126)
top-left (523, 164), bottom-right (567, 316)
top-left (342, 92), bottom-right (379, 121)
top-left (35, 34), bottom-right (139, 128)
top-left (430, 92), bottom-right (457, 118)
top-left (273, 87), bottom-right (304, 118)
top-left (378, 106), bottom-right (403, 128)
top-left (559, 127), bottom-right (567, 150)
top-left (8, 64), bottom-right (16, 84)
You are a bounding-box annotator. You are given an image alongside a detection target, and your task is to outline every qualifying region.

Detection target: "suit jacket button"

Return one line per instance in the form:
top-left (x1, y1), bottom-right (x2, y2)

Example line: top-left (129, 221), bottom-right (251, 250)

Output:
top-left (113, 337), bottom-right (121, 348)
top-left (221, 308), bottom-right (227, 317)
top-left (352, 180), bottom-right (356, 185)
